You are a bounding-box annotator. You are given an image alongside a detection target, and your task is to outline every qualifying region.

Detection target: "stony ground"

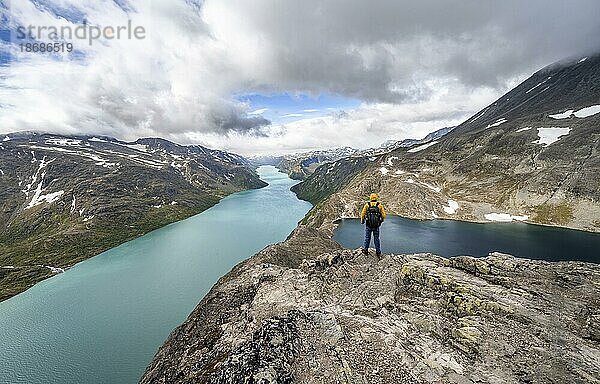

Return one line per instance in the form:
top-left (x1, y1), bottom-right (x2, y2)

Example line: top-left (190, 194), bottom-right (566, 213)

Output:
top-left (141, 227), bottom-right (600, 384)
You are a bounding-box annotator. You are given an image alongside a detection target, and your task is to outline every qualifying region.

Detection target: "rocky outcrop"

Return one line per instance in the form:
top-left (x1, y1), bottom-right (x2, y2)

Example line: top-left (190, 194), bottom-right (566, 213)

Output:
top-left (140, 228), bottom-right (600, 383)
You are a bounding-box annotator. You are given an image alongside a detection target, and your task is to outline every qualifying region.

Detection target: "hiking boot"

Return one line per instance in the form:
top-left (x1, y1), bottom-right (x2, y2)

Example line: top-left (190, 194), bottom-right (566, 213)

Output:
top-left (361, 248), bottom-right (369, 255)
top-left (376, 252), bottom-right (382, 259)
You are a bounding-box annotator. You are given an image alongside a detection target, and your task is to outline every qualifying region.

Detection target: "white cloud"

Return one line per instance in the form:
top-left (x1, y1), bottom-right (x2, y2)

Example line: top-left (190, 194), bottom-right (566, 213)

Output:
top-left (187, 81), bottom-right (498, 155)
top-left (281, 113), bottom-right (304, 118)
top-left (1, 0), bottom-right (599, 154)
top-left (1, 0), bottom-right (269, 139)
top-left (248, 108), bottom-right (268, 115)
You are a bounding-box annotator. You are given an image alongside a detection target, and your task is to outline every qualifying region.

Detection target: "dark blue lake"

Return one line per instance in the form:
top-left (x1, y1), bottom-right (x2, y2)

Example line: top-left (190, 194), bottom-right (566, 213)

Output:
top-left (333, 216), bottom-right (600, 263)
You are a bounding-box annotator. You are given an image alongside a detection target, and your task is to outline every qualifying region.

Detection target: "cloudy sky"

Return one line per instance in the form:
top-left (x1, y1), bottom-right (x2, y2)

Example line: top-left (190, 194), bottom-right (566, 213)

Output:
top-left (1, 1), bottom-right (599, 155)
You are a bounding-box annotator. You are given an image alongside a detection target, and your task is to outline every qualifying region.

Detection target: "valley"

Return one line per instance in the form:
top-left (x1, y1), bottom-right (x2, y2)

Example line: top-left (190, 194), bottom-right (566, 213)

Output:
top-left (141, 54), bottom-right (600, 384)
top-left (0, 54), bottom-right (598, 384)
top-left (3, 2), bottom-right (600, 384)
top-left (0, 166), bottom-right (311, 384)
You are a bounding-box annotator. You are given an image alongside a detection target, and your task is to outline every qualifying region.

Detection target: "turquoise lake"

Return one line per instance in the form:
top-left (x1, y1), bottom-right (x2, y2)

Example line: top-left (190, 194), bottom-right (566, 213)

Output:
top-left (0, 166), bottom-right (312, 384)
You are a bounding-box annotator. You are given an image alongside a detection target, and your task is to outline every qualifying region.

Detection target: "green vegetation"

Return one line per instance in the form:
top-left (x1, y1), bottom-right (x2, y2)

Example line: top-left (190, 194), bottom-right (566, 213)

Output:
top-left (0, 198), bottom-right (219, 302)
top-left (299, 200), bottom-right (326, 227)
top-left (533, 202), bottom-right (574, 226)
top-left (291, 157), bottom-right (369, 205)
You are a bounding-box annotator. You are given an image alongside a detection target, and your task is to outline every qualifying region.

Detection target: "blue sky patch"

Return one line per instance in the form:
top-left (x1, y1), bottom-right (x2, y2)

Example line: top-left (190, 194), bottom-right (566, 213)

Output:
top-left (29, 0), bottom-right (87, 24)
top-left (236, 92), bottom-right (360, 123)
top-left (112, 0), bottom-right (135, 13)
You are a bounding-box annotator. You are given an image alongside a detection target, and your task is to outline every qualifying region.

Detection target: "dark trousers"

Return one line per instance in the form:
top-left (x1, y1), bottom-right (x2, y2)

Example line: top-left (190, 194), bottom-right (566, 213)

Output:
top-left (363, 226), bottom-right (381, 254)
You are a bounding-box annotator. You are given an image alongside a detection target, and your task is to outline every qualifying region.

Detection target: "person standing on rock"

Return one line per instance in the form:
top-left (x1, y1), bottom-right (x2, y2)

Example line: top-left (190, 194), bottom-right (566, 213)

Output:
top-left (360, 193), bottom-right (386, 257)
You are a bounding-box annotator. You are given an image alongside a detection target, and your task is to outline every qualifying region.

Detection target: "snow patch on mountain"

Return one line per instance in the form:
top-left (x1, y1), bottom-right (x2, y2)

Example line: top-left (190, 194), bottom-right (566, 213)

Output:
top-left (26, 190), bottom-right (65, 209)
top-left (525, 83), bottom-right (543, 94)
top-left (408, 141), bottom-right (438, 153)
top-left (88, 137), bottom-right (109, 143)
top-left (486, 118), bottom-right (507, 128)
top-left (468, 109), bottom-right (486, 123)
top-left (574, 104), bottom-right (600, 118)
top-left (45, 138), bottom-right (82, 146)
top-left (549, 104), bottom-right (600, 119)
top-left (379, 167), bottom-right (389, 175)
top-left (83, 215), bottom-right (95, 222)
top-left (27, 145), bottom-right (119, 168)
top-left (533, 127), bottom-right (571, 146)
top-left (484, 213), bottom-right (529, 222)
top-left (525, 77), bottom-right (551, 94)
top-left (420, 182), bottom-right (441, 193)
top-left (40, 265), bottom-right (65, 274)
top-left (548, 110), bottom-right (574, 119)
top-left (516, 127), bottom-right (532, 133)
top-left (70, 195), bottom-right (77, 214)
top-left (124, 143), bottom-right (150, 153)
top-left (22, 156), bottom-right (55, 198)
top-left (443, 200), bottom-right (459, 214)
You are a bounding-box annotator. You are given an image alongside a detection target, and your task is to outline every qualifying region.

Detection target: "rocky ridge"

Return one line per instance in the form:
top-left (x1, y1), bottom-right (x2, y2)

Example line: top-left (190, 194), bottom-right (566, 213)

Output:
top-left (141, 227), bottom-right (600, 383)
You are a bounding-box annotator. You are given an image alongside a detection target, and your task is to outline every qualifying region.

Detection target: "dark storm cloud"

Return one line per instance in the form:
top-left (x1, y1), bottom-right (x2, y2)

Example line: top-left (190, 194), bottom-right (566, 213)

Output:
top-left (221, 0), bottom-right (600, 101)
top-left (211, 112), bottom-right (271, 136)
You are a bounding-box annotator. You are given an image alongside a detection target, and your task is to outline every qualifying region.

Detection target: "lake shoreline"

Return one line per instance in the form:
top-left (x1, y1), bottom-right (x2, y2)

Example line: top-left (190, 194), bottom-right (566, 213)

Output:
top-left (332, 216), bottom-right (600, 264)
top-left (1, 197), bottom-right (240, 303)
top-left (329, 212), bottom-right (600, 234)
top-left (0, 168), bottom-right (272, 304)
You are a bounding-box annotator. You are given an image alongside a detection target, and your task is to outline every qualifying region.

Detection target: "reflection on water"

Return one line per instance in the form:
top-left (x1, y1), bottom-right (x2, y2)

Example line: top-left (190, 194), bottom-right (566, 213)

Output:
top-left (334, 216), bottom-right (600, 263)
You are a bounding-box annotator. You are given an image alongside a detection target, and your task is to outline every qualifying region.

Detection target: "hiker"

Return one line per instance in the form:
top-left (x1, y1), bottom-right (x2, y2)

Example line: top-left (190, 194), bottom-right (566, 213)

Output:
top-left (360, 193), bottom-right (386, 257)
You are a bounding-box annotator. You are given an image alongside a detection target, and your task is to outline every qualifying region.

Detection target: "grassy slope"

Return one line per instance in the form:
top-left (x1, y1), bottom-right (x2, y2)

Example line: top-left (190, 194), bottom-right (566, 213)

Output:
top-left (0, 195), bottom-right (221, 302)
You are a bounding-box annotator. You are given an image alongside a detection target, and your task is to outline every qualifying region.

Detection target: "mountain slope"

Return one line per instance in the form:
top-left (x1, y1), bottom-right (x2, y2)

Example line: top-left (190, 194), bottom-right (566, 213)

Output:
top-left (255, 127), bottom-right (455, 181)
top-left (0, 133), bottom-right (266, 301)
top-left (293, 54), bottom-right (600, 233)
top-left (455, 55), bottom-right (600, 136)
top-left (379, 126), bottom-right (455, 152)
